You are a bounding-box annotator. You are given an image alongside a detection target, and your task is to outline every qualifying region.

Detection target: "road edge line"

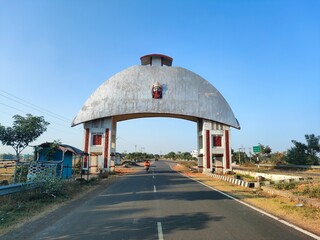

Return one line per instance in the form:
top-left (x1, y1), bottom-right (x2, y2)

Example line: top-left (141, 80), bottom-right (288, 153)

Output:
top-left (177, 171), bottom-right (320, 240)
top-left (157, 222), bottom-right (164, 240)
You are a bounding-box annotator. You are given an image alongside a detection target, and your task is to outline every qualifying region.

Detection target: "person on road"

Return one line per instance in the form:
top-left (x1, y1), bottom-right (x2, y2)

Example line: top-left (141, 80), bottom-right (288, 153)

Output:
top-left (144, 160), bottom-right (150, 172)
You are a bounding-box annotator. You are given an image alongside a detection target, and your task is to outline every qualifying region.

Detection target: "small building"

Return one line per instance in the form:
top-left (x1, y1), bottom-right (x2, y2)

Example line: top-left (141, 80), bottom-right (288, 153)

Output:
top-left (33, 142), bottom-right (85, 179)
top-left (115, 152), bottom-right (122, 165)
top-left (191, 150), bottom-right (198, 158)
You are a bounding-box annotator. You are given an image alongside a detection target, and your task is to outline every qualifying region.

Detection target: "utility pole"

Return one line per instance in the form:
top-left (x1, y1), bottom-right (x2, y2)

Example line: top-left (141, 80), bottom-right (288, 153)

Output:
top-left (241, 145), bottom-right (245, 162)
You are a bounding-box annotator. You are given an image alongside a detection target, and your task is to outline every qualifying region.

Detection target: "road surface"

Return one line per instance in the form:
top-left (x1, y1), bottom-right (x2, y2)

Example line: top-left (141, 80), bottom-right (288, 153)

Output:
top-left (11, 161), bottom-right (318, 239)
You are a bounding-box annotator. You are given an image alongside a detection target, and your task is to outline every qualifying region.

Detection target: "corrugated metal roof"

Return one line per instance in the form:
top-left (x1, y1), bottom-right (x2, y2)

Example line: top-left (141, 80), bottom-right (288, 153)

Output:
top-left (36, 143), bottom-right (86, 155)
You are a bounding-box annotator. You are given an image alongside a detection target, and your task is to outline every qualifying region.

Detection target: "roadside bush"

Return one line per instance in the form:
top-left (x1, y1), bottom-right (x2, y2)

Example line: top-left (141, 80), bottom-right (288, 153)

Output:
top-left (99, 171), bottom-right (109, 179)
top-left (14, 165), bottom-right (29, 183)
top-left (294, 182), bottom-right (320, 198)
top-left (274, 182), bottom-right (297, 190)
top-left (178, 160), bottom-right (197, 169)
top-left (33, 175), bottom-right (65, 198)
top-left (242, 162), bottom-right (256, 168)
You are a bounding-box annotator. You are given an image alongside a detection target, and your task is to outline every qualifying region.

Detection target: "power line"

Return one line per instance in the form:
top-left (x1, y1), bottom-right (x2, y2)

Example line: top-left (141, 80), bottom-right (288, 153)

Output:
top-left (0, 102), bottom-right (82, 135)
top-left (0, 102), bottom-right (29, 115)
top-left (0, 89), bottom-right (83, 133)
top-left (0, 89), bottom-right (72, 123)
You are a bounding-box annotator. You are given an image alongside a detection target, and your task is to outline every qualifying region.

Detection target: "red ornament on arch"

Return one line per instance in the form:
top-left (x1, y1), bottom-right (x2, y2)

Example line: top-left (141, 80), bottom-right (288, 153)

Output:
top-left (152, 82), bottom-right (162, 99)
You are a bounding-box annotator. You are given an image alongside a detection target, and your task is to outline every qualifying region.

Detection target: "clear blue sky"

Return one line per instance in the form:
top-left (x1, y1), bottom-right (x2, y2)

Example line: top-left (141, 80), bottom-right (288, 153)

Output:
top-left (0, 0), bottom-right (319, 156)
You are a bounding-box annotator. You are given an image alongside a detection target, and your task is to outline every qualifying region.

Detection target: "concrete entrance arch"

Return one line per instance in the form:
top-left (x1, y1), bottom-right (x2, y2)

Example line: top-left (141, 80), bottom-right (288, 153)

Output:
top-left (72, 54), bottom-right (240, 173)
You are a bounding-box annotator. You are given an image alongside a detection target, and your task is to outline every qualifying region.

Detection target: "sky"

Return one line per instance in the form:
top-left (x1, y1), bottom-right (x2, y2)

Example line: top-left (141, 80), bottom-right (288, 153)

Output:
top-left (0, 0), bottom-right (319, 156)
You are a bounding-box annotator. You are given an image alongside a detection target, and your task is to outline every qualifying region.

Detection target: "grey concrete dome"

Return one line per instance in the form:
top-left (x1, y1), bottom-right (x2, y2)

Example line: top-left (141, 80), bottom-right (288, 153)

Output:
top-left (72, 65), bottom-right (240, 129)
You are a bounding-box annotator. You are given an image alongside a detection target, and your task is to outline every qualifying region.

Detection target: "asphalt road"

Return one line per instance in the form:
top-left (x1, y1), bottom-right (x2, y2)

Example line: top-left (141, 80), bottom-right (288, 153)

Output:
top-left (27, 161), bottom-right (315, 239)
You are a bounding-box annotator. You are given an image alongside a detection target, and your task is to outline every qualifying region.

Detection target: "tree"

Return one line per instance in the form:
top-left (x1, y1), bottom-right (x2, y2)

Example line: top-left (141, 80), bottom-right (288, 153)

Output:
top-left (231, 148), bottom-right (249, 163)
top-left (286, 134), bottom-right (320, 165)
top-left (164, 152), bottom-right (176, 160)
top-left (269, 152), bottom-right (286, 165)
top-left (123, 152), bottom-right (154, 161)
top-left (262, 145), bottom-right (272, 156)
top-left (305, 134), bottom-right (320, 164)
top-left (0, 114), bottom-right (50, 161)
top-left (44, 140), bottom-right (62, 161)
top-left (257, 143), bottom-right (272, 157)
top-left (0, 153), bottom-right (16, 160)
top-left (180, 152), bottom-right (194, 161)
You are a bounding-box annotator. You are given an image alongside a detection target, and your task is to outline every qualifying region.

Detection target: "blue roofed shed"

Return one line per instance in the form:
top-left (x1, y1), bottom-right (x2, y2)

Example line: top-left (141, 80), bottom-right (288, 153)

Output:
top-left (35, 142), bottom-right (85, 179)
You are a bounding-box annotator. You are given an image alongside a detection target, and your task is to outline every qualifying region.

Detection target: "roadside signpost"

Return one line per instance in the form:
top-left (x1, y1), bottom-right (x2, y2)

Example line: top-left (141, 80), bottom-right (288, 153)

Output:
top-left (253, 145), bottom-right (261, 153)
top-left (253, 145), bottom-right (262, 168)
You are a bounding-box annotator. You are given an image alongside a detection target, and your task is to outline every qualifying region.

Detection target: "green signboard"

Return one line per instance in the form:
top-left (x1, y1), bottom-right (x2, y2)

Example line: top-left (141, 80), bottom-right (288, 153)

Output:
top-left (253, 146), bottom-right (261, 153)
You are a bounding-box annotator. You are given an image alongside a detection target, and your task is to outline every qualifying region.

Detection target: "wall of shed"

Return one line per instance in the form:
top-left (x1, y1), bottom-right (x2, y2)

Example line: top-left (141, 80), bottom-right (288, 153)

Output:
top-left (37, 149), bottom-right (73, 179)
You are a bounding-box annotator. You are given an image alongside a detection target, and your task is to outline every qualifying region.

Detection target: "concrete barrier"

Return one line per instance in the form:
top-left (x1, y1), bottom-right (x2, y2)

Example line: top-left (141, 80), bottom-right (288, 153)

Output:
top-left (233, 169), bottom-right (303, 182)
top-left (208, 173), bottom-right (258, 188)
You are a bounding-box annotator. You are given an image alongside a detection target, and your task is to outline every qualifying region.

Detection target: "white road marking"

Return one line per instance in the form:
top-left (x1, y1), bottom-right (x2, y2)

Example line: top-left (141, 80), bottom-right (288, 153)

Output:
top-left (157, 222), bottom-right (164, 240)
top-left (178, 171), bottom-right (320, 240)
top-left (132, 218), bottom-right (139, 224)
top-left (154, 185), bottom-right (157, 192)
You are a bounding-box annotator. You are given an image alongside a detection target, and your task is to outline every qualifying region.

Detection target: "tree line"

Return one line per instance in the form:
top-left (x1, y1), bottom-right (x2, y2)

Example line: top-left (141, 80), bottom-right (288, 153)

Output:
top-left (163, 151), bottom-right (197, 161)
top-left (232, 134), bottom-right (320, 165)
top-left (0, 114), bottom-right (319, 165)
top-left (121, 151), bottom-right (196, 162)
top-left (123, 152), bottom-right (159, 161)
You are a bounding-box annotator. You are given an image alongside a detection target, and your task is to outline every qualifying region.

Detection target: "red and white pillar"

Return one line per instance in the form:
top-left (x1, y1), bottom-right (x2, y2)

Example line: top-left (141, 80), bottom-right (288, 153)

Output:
top-left (198, 120), bottom-right (232, 174)
top-left (83, 128), bottom-right (90, 169)
top-left (83, 117), bottom-right (117, 172)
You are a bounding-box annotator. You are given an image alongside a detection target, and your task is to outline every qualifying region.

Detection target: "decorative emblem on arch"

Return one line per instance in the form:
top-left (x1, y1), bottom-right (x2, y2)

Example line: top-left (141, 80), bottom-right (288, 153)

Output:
top-left (152, 82), bottom-right (162, 99)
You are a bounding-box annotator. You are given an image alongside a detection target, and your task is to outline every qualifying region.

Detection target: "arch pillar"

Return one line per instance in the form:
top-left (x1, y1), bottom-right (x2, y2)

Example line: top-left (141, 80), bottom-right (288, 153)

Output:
top-left (198, 119), bottom-right (232, 174)
top-left (84, 117), bottom-right (117, 172)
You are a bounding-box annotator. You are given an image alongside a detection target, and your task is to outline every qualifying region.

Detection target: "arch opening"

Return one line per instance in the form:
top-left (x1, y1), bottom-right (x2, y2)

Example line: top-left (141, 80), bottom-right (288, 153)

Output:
top-left (117, 117), bottom-right (197, 155)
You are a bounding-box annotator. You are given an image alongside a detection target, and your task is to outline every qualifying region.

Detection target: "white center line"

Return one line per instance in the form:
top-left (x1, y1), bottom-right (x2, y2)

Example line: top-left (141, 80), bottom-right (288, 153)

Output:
top-left (154, 185), bottom-right (157, 192)
top-left (157, 222), bottom-right (164, 240)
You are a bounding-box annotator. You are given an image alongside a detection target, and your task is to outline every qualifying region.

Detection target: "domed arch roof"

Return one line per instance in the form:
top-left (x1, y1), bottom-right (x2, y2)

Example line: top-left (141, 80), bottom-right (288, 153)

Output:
top-left (72, 65), bottom-right (240, 129)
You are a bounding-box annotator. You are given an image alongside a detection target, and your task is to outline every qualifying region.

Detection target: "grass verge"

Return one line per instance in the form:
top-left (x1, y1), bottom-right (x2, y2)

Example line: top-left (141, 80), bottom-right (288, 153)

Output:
top-left (0, 177), bottom-right (102, 235)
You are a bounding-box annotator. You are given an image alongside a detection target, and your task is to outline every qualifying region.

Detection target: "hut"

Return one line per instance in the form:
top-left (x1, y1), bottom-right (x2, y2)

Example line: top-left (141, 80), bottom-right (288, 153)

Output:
top-left (33, 142), bottom-right (85, 179)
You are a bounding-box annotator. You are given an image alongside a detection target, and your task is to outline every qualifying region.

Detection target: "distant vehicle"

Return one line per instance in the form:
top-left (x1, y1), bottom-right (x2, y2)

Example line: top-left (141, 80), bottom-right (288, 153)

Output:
top-left (155, 158), bottom-right (159, 161)
top-left (144, 160), bottom-right (150, 173)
